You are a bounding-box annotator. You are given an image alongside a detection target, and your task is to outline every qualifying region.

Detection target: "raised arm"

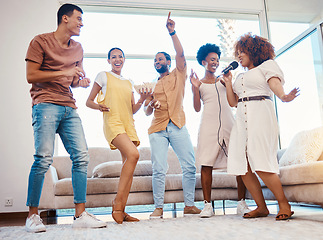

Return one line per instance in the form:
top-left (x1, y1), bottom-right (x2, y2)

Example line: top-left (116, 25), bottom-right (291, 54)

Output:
top-left (223, 72), bottom-right (239, 107)
top-left (166, 12), bottom-right (186, 71)
top-left (268, 77), bottom-right (299, 102)
top-left (189, 69), bottom-right (202, 112)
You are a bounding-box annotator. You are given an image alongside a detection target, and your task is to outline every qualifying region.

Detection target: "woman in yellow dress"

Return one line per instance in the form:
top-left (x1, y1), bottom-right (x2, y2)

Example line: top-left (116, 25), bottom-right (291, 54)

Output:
top-left (86, 47), bottom-right (151, 224)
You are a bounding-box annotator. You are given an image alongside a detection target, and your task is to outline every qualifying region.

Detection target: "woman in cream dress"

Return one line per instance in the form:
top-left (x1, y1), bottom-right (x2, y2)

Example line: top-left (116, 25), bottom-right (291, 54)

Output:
top-left (223, 33), bottom-right (299, 220)
top-left (190, 43), bottom-right (249, 218)
top-left (86, 48), bottom-right (151, 224)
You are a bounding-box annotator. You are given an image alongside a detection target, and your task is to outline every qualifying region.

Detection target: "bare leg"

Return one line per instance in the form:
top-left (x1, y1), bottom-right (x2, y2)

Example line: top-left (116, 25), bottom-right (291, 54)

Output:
top-left (28, 207), bottom-right (39, 218)
top-left (241, 164), bottom-right (269, 217)
top-left (111, 133), bottom-right (139, 223)
top-left (236, 175), bottom-right (247, 200)
top-left (118, 151), bottom-right (140, 222)
top-left (256, 171), bottom-right (291, 218)
top-left (75, 203), bottom-right (86, 217)
top-left (119, 152), bottom-right (131, 208)
top-left (112, 133), bottom-right (139, 207)
top-left (201, 166), bottom-right (213, 202)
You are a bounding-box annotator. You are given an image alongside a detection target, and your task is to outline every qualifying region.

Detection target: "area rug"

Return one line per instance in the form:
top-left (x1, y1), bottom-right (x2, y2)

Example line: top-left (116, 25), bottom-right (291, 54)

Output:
top-left (0, 214), bottom-right (322, 240)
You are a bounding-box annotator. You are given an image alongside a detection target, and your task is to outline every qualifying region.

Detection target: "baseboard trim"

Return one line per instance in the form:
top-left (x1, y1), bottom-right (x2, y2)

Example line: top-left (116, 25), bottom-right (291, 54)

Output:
top-left (0, 211), bottom-right (28, 220)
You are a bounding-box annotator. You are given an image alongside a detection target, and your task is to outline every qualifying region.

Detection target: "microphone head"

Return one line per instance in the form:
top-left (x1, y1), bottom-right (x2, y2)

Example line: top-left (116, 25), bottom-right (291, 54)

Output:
top-left (230, 61), bottom-right (239, 70)
top-left (222, 61), bottom-right (239, 74)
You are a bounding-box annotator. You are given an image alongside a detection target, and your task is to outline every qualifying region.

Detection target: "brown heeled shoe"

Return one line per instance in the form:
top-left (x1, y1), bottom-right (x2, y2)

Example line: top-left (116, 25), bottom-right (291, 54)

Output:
top-left (112, 200), bottom-right (124, 224)
top-left (123, 212), bottom-right (140, 222)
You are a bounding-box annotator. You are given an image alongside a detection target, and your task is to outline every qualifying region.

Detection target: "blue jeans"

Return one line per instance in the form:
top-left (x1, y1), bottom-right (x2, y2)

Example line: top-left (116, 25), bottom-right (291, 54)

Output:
top-left (149, 121), bottom-right (196, 208)
top-left (26, 103), bottom-right (89, 207)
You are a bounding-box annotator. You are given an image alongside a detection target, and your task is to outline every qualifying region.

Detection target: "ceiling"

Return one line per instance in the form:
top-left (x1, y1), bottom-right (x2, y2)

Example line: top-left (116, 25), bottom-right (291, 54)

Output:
top-left (266, 0), bottom-right (323, 23)
top-left (70, 0), bottom-right (323, 23)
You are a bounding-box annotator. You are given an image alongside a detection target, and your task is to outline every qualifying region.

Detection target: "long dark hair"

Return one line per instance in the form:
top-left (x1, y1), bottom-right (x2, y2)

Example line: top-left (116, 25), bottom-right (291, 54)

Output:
top-left (108, 47), bottom-right (125, 59)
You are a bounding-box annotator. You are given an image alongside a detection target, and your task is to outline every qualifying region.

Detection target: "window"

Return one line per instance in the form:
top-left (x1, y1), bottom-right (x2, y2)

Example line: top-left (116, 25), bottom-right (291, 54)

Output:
top-left (270, 21), bottom-right (309, 50)
top-left (275, 27), bottom-right (323, 148)
top-left (56, 9), bottom-right (261, 155)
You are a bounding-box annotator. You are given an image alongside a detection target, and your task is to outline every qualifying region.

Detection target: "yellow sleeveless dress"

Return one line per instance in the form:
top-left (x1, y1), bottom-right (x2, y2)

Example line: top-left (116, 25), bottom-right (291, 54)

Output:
top-left (97, 72), bottom-right (140, 150)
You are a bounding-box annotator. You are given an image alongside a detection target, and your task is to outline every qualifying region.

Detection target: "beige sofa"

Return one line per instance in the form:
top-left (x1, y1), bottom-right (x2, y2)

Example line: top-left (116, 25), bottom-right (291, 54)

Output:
top-left (39, 147), bottom-right (239, 209)
top-left (38, 145), bottom-right (323, 210)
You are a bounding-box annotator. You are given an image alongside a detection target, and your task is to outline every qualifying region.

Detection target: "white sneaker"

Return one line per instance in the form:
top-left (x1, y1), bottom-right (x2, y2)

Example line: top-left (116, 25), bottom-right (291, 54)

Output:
top-left (73, 211), bottom-right (107, 228)
top-left (25, 214), bottom-right (46, 233)
top-left (149, 208), bottom-right (163, 219)
top-left (200, 201), bottom-right (215, 218)
top-left (237, 199), bottom-right (251, 215)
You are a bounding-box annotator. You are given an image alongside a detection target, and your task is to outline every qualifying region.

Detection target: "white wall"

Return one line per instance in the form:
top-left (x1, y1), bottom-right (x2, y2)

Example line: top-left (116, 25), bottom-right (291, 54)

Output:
top-left (0, 0), bottom-right (59, 213)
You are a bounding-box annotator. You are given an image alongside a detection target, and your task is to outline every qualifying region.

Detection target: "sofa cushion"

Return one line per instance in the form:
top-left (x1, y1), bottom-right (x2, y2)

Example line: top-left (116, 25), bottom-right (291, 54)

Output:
top-left (54, 171), bottom-right (240, 196)
top-left (279, 127), bottom-right (323, 167)
top-left (55, 176), bottom-right (160, 196)
top-left (92, 160), bottom-right (152, 178)
top-left (279, 161), bottom-right (323, 185)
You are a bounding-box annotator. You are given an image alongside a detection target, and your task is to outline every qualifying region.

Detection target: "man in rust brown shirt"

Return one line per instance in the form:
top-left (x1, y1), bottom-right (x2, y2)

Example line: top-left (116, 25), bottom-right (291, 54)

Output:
top-left (144, 13), bottom-right (201, 219)
top-left (24, 4), bottom-right (106, 232)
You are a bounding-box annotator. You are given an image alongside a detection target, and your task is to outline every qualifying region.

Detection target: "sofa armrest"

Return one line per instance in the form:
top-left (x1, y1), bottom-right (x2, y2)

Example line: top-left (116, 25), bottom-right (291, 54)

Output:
top-left (49, 165), bottom-right (59, 183)
top-left (39, 166), bottom-right (59, 209)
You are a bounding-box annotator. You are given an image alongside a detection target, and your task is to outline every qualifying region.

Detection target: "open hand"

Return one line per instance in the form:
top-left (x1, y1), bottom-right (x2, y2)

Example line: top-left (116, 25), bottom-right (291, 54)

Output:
top-left (189, 69), bottom-right (201, 88)
top-left (98, 104), bottom-right (110, 112)
top-left (139, 88), bottom-right (153, 101)
top-left (281, 87), bottom-right (300, 102)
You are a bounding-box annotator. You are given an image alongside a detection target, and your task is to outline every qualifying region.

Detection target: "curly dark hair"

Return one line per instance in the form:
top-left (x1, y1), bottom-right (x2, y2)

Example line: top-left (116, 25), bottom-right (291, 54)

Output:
top-left (196, 43), bottom-right (221, 66)
top-left (234, 33), bottom-right (275, 67)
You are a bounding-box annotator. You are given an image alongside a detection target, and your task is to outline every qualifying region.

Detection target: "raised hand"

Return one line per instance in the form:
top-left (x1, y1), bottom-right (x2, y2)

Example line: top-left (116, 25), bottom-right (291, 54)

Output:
top-left (281, 87), bottom-right (300, 102)
top-left (189, 69), bottom-right (201, 88)
top-left (139, 88), bottom-right (153, 101)
top-left (166, 12), bottom-right (175, 34)
top-left (222, 71), bottom-right (233, 85)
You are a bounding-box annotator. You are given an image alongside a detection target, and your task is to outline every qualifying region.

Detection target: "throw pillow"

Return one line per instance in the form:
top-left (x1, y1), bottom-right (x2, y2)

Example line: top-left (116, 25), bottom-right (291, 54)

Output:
top-left (92, 160), bottom-right (152, 178)
top-left (279, 126), bottom-right (323, 167)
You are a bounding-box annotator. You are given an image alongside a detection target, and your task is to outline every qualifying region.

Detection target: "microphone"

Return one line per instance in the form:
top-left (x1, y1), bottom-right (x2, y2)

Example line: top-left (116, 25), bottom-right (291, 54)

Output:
top-left (221, 61), bottom-right (239, 74)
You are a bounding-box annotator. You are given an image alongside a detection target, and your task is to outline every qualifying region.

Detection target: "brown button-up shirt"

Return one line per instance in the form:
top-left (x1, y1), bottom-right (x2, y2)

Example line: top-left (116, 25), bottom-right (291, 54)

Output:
top-left (148, 66), bottom-right (187, 135)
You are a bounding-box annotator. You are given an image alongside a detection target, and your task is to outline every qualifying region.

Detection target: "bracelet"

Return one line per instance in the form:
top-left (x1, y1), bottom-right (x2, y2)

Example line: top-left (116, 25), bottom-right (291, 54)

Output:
top-left (169, 30), bottom-right (176, 36)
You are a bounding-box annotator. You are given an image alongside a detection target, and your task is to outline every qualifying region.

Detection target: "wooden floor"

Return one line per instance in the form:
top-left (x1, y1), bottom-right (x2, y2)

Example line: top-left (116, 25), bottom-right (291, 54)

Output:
top-left (1, 202), bottom-right (323, 227)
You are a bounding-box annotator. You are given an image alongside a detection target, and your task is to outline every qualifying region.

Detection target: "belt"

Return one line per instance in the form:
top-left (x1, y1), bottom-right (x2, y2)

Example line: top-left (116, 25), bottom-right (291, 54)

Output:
top-left (238, 95), bottom-right (272, 102)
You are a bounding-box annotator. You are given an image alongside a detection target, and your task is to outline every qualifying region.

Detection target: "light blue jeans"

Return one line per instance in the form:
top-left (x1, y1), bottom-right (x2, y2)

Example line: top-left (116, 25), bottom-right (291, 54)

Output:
top-left (149, 121), bottom-right (196, 208)
top-left (26, 103), bottom-right (89, 207)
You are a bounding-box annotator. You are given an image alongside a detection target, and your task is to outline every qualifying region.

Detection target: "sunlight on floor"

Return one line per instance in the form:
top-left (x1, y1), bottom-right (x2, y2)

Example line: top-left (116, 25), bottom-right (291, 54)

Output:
top-left (53, 201), bottom-right (323, 225)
